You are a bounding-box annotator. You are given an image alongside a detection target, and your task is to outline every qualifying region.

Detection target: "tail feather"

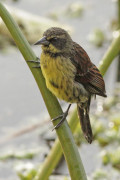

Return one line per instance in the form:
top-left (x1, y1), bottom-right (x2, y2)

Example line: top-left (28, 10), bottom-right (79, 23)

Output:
top-left (77, 98), bottom-right (93, 144)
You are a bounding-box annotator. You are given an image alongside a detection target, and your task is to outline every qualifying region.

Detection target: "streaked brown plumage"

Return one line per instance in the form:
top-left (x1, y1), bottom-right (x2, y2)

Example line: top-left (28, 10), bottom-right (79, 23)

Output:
top-left (70, 42), bottom-right (106, 143)
top-left (72, 42), bottom-right (106, 97)
top-left (34, 27), bottom-right (107, 143)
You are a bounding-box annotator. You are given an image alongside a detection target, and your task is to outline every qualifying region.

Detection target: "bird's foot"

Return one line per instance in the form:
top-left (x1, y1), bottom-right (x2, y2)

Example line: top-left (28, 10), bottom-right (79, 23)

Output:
top-left (52, 104), bottom-right (71, 130)
top-left (27, 57), bottom-right (40, 68)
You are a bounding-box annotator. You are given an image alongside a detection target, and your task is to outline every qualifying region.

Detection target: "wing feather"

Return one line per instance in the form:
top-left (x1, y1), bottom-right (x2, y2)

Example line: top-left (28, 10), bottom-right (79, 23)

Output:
top-left (71, 42), bottom-right (107, 97)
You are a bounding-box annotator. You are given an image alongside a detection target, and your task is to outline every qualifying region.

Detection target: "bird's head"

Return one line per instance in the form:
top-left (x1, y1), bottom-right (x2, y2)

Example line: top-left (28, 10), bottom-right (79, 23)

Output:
top-left (34, 27), bottom-right (73, 54)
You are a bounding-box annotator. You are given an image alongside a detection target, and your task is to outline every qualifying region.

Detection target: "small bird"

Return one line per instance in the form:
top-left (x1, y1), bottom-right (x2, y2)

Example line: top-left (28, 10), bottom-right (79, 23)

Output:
top-left (33, 27), bottom-right (107, 143)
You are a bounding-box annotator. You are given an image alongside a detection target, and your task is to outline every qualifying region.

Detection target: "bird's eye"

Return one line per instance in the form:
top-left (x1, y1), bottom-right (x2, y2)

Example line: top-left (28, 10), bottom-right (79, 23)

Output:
top-left (49, 37), bottom-right (58, 44)
top-left (52, 37), bottom-right (58, 41)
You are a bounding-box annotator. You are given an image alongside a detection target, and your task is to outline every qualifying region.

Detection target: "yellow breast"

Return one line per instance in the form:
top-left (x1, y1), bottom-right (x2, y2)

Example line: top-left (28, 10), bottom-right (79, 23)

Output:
top-left (40, 52), bottom-right (76, 102)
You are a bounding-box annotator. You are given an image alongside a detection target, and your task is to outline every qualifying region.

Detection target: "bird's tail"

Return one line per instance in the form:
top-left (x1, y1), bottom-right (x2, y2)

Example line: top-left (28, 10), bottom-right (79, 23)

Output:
top-left (77, 98), bottom-right (93, 144)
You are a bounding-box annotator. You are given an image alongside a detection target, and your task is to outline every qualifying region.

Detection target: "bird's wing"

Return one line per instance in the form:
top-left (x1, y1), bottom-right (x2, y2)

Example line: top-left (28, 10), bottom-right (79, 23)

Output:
top-left (71, 42), bottom-right (107, 97)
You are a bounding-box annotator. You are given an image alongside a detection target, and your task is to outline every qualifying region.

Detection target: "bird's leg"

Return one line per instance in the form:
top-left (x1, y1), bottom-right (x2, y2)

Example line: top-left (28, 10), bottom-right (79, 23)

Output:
top-left (52, 104), bottom-right (71, 130)
top-left (27, 57), bottom-right (41, 68)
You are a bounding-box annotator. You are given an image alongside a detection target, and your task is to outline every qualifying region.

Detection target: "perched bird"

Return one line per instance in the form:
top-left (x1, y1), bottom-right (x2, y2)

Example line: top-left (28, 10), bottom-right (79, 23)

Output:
top-left (33, 27), bottom-right (107, 143)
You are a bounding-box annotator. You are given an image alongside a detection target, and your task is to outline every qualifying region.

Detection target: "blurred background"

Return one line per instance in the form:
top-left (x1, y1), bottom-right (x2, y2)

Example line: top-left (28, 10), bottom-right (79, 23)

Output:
top-left (0, 0), bottom-right (120, 180)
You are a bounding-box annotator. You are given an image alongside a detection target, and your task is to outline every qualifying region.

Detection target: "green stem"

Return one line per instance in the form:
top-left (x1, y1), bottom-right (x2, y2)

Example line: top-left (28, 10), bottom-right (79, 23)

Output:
top-left (99, 30), bottom-right (120, 76)
top-left (118, 0), bottom-right (120, 29)
top-left (117, 0), bottom-right (120, 81)
top-left (35, 109), bottom-right (79, 180)
top-left (0, 3), bottom-right (87, 180)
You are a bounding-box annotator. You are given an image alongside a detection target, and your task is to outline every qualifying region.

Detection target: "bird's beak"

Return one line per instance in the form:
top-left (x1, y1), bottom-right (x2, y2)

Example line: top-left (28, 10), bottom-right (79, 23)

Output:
top-left (34, 36), bottom-right (50, 46)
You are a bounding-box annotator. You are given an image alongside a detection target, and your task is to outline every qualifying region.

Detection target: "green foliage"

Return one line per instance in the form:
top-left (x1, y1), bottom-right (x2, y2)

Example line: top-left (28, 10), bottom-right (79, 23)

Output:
top-left (88, 29), bottom-right (105, 47)
top-left (65, 2), bottom-right (84, 18)
top-left (101, 148), bottom-right (120, 169)
top-left (0, 149), bottom-right (40, 161)
top-left (91, 168), bottom-right (120, 180)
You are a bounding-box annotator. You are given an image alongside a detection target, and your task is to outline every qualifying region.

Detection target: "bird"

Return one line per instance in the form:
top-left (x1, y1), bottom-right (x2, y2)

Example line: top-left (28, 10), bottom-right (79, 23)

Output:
top-left (32, 27), bottom-right (107, 144)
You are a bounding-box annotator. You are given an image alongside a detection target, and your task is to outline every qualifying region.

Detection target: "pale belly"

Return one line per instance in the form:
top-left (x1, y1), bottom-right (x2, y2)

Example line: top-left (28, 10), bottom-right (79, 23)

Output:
top-left (40, 52), bottom-right (88, 103)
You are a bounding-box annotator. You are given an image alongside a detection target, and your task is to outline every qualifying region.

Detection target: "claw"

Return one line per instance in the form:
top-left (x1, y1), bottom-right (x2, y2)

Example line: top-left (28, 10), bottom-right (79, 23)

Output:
top-left (27, 57), bottom-right (40, 64)
top-left (52, 104), bottom-right (71, 130)
top-left (27, 57), bottom-right (40, 68)
top-left (51, 114), bottom-right (63, 121)
top-left (32, 65), bottom-right (41, 68)
top-left (52, 114), bottom-right (66, 130)
top-left (27, 60), bottom-right (40, 63)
